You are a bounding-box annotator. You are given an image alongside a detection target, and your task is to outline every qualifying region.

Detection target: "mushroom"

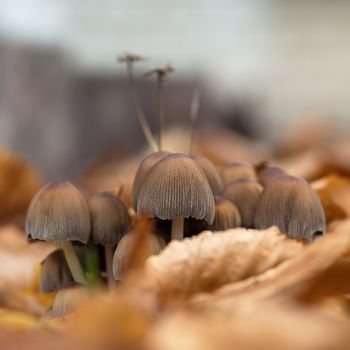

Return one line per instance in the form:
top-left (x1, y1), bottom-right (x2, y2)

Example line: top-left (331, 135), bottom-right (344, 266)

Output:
top-left (257, 165), bottom-right (286, 187)
top-left (112, 230), bottom-right (165, 281)
top-left (137, 153), bottom-right (215, 240)
top-left (221, 161), bottom-right (257, 186)
top-left (190, 155), bottom-right (223, 195)
top-left (223, 179), bottom-right (263, 228)
top-left (132, 151), bottom-right (171, 209)
top-left (254, 174), bottom-right (326, 243)
top-left (88, 192), bottom-right (131, 288)
top-left (119, 53), bottom-right (158, 151)
top-left (211, 196), bottom-right (241, 231)
top-left (40, 250), bottom-right (75, 293)
top-left (25, 182), bottom-right (90, 285)
top-left (51, 286), bottom-right (90, 318)
top-left (145, 65), bottom-right (174, 150)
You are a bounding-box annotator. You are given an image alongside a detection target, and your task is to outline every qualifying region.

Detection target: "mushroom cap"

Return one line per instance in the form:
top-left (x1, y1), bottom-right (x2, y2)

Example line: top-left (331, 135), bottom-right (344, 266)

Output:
top-left (52, 286), bottom-right (90, 318)
top-left (211, 196), bottom-right (241, 231)
top-left (132, 151), bottom-right (171, 209)
top-left (40, 250), bottom-right (75, 293)
top-left (88, 192), bottom-right (130, 246)
top-left (254, 174), bottom-right (326, 243)
top-left (257, 165), bottom-right (285, 187)
top-left (112, 231), bottom-right (166, 280)
top-left (191, 155), bottom-right (223, 195)
top-left (137, 153), bottom-right (215, 223)
top-left (223, 179), bottom-right (263, 228)
top-left (221, 161), bottom-right (257, 186)
top-left (25, 182), bottom-right (91, 243)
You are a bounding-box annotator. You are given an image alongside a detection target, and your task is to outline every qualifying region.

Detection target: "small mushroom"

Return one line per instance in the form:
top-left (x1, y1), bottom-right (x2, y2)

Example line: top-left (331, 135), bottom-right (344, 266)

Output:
top-left (211, 196), bottom-right (241, 231)
top-left (137, 153), bottom-right (215, 240)
top-left (191, 155), bottom-right (223, 195)
top-left (132, 151), bottom-right (171, 209)
top-left (257, 165), bottom-right (286, 187)
top-left (112, 230), bottom-right (165, 281)
top-left (221, 161), bottom-right (257, 186)
top-left (88, 192), bottom-right (131, 288)
top-left (25, 182), bottom-right (90, 285)
top-left (254, 174), bottom-right (326, 243)
top-left (40, 250), bottom-right (75, 293)
top-left (51, 286), bottom-right (90, 318)
top-left (223, 179), bottom-right (263, 228)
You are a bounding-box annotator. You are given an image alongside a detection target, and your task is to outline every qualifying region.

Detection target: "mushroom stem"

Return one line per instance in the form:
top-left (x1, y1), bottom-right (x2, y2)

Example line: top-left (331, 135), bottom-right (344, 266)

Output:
top-left (157, 73), bottom-right (165, 150)
top-left (188, 88), bottom-right (201, 155)
top-left (57, 241), bottom-right (87, 285)
top-left (171, 218), bottom-right (184, 240)
top-left (126, 61), bottom-right (158, 152)
top-left (105, 245), bottom-right (116, 289)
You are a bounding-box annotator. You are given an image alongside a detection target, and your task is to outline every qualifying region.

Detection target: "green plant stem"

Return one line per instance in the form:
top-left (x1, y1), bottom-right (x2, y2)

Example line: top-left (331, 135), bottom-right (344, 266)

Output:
top-left (84, 245), bottom-right (101, 288)
top-left (105, 245), bottom-right (116, 290)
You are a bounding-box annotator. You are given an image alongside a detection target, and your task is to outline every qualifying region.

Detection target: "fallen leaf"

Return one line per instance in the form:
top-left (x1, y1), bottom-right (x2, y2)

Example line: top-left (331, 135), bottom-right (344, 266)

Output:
top-left (144, 227), bottom-right (304, 301)
top-left (312, 175), bottom-right (350, 223)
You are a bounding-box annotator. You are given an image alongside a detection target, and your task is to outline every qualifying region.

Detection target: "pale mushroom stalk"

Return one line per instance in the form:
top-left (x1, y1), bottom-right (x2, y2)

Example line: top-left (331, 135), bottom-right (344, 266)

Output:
top-left (146, 65), bottom-right (173, 151)
top-left (56, 241), bottom-right (86, 285)
top-left (124, 58), bottom-right (158, 152)
top-left (105, 245), bottom-right (116, 289)
top-left (171, 218), bottom-right (184, 240)
top-left (156, 73), bottom-right (165, 150)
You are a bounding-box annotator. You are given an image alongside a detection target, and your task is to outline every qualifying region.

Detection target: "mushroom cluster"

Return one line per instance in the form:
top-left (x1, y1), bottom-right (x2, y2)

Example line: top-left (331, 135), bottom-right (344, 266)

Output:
top-left (24, 53), bottom-right (327, 318)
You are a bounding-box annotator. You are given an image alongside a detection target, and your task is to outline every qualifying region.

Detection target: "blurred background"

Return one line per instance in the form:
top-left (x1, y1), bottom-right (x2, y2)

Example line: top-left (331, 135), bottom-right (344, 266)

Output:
top-left (0, 0), bottom-right (349, 180)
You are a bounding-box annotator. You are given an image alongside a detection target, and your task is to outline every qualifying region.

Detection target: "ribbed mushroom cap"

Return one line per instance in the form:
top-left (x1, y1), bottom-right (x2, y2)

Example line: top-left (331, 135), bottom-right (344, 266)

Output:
top-left (25, 182), bottom-right (91, 243)
top-left (257, 165), bottom-right (286, 187)
top-left (88, 192), bottom-right (130, 246)
top-left (211, 196), bottom-right (241, 231)
top-left (137, 153), bottom-right (215, 223)
top-left (112, 231), bottom-right (166, 280)
top-left (132, 151), bottom-right (171, 209)
top-left (190, 155), bottom-right (223, 195)
top-left (223, 179), bottom-right (263, 228)
top-left (254, 174), bottom-right (326, 243)
top-left (221, 161), bottom-right (257, 186)
top-left (40, 250), bottom-right (74, 293)
top-left (52, 286), bottom-right (90, 318)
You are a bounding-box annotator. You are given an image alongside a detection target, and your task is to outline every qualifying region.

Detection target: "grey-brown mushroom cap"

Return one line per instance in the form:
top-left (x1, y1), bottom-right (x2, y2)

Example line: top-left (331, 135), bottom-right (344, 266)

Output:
top-left (112, 231), bottom-right (166, 280)
top-left (254, 175), bottom-right (326, 243)
top-left (212, 196), bottom-right (241, 231)
top-left (223, 179), bottom-right (263, 228)
top-left (137, 153), bottom-right (215, 223)
top-left (40, 250), bottom-right (75, 293)
top-left (88, 192), bottom-right (131, 246)
top-left (132, 151), bottom-right (171, 209)
top-left (257, 165), bottom-right (286, 187)
top-left (25, 182), bottom-right (91, 243)
top-left (191, 155), bottom-right (223, 195)
top-left (221, 161), bottom-right (257, 186)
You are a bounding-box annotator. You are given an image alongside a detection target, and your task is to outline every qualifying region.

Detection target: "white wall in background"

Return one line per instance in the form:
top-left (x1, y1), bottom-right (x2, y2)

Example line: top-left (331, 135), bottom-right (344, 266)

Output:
top-left (0, 0), bottom-right (350, 130)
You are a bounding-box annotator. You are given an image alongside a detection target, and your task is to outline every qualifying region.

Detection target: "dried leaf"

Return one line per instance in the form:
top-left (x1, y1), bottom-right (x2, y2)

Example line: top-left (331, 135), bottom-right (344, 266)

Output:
top-left (198, 219), bottom-right (350, 304)
top-left (147, 300), bottom-right (350, 350)
top-left (312, 175), bottom-right (350, 223)
top-left (144, 227), bottom-right (304, 300)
